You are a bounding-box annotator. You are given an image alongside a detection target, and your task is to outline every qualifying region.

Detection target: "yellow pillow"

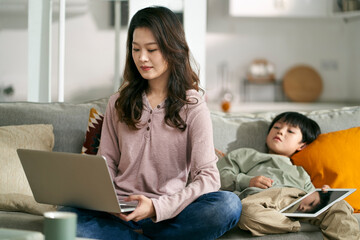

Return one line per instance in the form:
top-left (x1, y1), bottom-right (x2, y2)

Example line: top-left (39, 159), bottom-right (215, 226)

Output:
top-left (292, 127), bottom-right (360, 213)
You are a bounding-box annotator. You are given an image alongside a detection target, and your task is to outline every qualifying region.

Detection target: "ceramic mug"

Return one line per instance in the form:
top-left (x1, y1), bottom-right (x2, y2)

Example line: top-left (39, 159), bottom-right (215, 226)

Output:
top-left (43, 211), bottom-right (77, 240)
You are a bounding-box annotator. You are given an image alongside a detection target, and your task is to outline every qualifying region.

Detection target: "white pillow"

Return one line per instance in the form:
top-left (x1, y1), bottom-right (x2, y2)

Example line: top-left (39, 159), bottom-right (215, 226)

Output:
top-left (0, 124), bottom-right (57, 215)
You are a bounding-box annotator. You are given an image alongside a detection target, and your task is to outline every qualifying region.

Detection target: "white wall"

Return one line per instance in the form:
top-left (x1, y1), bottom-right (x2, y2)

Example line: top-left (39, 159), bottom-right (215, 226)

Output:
top-left (0, 12), bottom-right (28, 102)
top-left (206, 0), bottom-right (360, 104)
top-left (0, 0), bottom-right (206, 103)
top-left (348, 20), bottom-right (360, 100)
top-left (0, 1), bottom-right (122, 102)
top-left (1, 0), bottom-right (359, 103)
top-left (54, 0), bottom-right (126, 102)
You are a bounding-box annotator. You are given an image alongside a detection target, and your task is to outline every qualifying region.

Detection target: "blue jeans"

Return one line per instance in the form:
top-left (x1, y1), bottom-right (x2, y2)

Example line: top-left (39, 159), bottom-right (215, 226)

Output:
top-left (59, 191), bottom-right (242, 240)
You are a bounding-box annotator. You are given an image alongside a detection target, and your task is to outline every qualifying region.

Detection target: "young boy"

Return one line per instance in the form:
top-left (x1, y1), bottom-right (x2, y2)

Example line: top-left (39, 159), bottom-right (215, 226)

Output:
top-left (218, 112), bottom-right (360, 239)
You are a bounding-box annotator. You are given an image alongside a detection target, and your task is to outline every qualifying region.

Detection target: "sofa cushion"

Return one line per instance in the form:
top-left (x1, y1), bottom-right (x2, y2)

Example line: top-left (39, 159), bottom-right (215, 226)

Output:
top-left (215, 148), bottom-right (226, 159)
top-left (307, 106), bottom-right (360, 134)
top-left (81, 108), bottom-right (104, 155)
top-left (292, 127), bottom-right (360, 213)
top-left (0, 211), bottom-right (43, 232)
top-left (211, 111), bottom-right (274, 154)
top-left (211, 106), bottom-right (360, 155)
top-left (0, 124), bottom-right (57, 215)
top-left (0, 99), bottom-right (108, 153)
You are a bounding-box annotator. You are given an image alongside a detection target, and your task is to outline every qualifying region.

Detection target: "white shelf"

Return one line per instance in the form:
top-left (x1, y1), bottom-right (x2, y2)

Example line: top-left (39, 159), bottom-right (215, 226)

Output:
top-left (331, 11), bottom-right (360, 21)
top-left (207, 102), bottom-right (357, 114)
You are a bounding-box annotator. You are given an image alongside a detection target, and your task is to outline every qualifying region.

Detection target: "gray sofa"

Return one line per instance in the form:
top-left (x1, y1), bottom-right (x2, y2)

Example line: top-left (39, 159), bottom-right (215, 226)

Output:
top-left (0, 99), bottom-right (359, 239)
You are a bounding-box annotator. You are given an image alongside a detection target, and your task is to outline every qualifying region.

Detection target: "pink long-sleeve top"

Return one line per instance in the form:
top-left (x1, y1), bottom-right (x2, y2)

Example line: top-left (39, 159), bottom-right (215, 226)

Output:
top-left (98, 89), bottom-right (220, 222)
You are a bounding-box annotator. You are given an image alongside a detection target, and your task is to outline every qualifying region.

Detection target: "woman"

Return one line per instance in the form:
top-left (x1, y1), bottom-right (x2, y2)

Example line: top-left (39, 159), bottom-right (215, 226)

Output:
top-left (64, 6), bottom-right (241, 240)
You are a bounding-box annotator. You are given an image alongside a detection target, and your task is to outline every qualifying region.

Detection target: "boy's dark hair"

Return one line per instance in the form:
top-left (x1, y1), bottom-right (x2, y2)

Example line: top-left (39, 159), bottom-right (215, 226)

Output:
top-left (267, 112), bottom-right (321, 144)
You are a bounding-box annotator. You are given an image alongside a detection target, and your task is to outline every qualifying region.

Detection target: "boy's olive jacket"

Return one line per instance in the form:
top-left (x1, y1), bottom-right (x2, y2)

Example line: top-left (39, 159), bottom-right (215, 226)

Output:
top-left (217, 148), bottom-right (315, 200)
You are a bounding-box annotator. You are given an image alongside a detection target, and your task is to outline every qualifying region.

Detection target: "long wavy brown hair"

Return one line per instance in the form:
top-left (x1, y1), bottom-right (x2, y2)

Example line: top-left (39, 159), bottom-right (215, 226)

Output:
top-left (115, 6), bottom-right (201, 131)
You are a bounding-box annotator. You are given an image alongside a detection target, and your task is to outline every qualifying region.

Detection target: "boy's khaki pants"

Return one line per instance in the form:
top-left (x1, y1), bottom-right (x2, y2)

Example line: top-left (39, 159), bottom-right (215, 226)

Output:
top-left (238, 187), bottom-right (360, 240)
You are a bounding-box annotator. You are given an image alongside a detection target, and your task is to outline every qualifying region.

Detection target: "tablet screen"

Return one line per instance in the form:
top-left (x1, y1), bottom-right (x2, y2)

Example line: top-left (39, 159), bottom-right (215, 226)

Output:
top-left (280, 189), bottom-right (356, 217)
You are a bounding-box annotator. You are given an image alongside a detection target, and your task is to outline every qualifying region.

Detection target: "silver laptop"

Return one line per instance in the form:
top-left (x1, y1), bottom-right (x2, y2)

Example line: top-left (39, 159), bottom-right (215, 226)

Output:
top-left (17, 149), bottom-right (137, 213)
top-left (279, 188), bottom-right (356, 218)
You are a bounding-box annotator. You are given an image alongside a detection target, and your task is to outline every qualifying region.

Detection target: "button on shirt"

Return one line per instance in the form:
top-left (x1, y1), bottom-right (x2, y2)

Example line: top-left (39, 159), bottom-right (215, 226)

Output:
top-left (98, 90), bottom-right (220, 222)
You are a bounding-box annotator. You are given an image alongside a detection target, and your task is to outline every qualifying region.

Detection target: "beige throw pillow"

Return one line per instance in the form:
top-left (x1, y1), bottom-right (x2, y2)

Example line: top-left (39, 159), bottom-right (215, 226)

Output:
top-left (0, 124), bottom-right (57, 215)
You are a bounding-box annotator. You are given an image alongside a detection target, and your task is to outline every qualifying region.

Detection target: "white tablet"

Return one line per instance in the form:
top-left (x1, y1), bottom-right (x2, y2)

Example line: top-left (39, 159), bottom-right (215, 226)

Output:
top-left (279, 188), bottom-right (356, 218)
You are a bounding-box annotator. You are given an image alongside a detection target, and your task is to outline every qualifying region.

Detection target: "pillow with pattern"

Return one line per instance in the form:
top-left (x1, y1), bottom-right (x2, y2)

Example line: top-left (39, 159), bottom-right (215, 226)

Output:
top-left (82, 108), bottom-right (104, 155)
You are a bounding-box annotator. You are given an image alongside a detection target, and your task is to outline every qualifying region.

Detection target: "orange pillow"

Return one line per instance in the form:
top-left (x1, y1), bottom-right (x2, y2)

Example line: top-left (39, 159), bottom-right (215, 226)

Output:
top-left (292, 127), bottom-right (360, 213)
